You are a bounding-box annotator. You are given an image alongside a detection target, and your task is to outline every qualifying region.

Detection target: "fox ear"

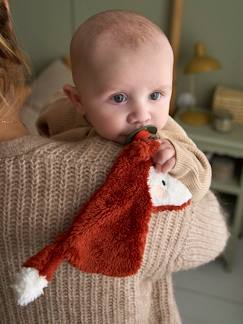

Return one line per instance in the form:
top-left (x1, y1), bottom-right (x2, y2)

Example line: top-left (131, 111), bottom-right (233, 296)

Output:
top-left (63, 84), bottom-right (85, 115)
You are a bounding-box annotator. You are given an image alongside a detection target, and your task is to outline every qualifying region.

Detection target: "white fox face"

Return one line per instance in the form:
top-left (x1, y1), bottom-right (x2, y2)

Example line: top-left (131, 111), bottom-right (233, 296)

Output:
top-left (147, 167), bottom-right (192, 207)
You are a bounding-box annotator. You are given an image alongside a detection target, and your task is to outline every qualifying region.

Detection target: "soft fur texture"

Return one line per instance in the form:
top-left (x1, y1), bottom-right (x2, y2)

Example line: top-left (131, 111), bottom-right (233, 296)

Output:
top-left (12, 268), bottom-right (48, 306)
top-left (148, 167), bottom-right (192, 207)
top-left (15, 132), bottom-right (191, 305)
top-left (22, 135), bottom-right (160, 279)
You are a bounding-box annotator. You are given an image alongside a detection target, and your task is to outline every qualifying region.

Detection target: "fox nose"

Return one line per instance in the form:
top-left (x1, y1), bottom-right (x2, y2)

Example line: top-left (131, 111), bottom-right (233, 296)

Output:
top-left (127, 106), bottom-right (151, 125)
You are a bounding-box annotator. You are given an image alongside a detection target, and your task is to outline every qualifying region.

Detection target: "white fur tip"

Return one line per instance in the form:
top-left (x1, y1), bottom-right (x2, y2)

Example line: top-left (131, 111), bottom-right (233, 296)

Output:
top-left (12, 267), bottom-right (48, 306)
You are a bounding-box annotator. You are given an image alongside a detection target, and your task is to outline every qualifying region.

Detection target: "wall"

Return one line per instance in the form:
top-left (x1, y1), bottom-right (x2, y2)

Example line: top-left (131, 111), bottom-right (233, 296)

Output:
top-left (9, 0), bottom-right (170, 76)
top-left (177, 0), bottom-right (243, 107)
top-left (9, 0), bottom-right (243, 107)
top-left (10, 0), bottom-right (72, 76)
top-left (72, 0), bottom-right (170, 32)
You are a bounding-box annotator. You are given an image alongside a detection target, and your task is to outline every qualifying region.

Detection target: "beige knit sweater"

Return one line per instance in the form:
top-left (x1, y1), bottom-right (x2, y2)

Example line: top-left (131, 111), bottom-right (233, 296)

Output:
top-left (0, 100), bottom-right (228, 323)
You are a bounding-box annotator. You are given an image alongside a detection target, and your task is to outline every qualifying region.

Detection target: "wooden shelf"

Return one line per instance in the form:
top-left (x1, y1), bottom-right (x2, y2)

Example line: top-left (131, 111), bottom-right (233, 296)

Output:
top-left (175, 113), bottom-right (243, 271)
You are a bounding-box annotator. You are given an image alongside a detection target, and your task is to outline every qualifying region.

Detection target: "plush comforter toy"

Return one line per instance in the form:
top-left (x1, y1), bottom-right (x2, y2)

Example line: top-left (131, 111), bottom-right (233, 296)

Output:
top-left (13, 127), bottom-right (192, 306)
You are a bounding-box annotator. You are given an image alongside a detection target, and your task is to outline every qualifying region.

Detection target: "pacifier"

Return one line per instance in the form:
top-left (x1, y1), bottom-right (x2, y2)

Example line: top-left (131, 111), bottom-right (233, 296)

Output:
top-left (125, 125), bottom-right (158, 144)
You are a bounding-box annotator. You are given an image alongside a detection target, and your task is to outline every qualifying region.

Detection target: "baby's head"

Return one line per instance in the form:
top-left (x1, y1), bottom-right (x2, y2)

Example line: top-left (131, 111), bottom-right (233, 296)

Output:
top-left (64, 10), bottom-right (173, 144)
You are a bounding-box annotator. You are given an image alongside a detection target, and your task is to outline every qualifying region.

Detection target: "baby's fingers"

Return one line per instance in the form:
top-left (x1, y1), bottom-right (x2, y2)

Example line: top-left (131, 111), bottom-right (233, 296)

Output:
top-left (153, 147), bottom-right (174, 165)
top-left (160, 157), bottom-right (176, 173)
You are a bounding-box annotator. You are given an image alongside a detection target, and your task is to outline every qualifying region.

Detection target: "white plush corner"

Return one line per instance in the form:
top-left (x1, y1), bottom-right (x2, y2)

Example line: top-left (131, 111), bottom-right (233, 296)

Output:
top-left (20, 59), bottom-right (73, 134)
top-left (147, 167), bottom-right (192, 207)
top-left (12, 267), bottom-right (48, 306)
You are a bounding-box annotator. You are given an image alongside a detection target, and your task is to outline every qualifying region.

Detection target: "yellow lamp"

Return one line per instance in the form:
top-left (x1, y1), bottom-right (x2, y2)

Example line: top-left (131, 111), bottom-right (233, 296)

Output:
top-left (180, 42), bottom-right (221, 126)
top-left (184, 42), bottom-right (221, 74)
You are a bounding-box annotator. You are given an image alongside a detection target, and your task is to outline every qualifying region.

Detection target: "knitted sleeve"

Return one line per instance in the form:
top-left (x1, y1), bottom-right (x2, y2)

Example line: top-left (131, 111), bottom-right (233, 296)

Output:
top-left (36, 95), bottom-right (90, 138)
top-left (158, 117), bottom-right (212, 202)
top-left (173, 191), bottom-right (229, 271)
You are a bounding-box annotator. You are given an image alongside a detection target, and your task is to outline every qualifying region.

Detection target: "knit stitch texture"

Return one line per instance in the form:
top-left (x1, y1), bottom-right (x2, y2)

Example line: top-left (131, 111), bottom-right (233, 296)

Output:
top-left (0, 132), bottom-right (228, 324)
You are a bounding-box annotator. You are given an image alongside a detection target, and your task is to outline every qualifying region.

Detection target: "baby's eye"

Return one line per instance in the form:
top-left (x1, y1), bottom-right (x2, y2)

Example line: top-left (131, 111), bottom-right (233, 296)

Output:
top-left (112, 93), bottom-right (128, 103)
top-left (149, 91), bottom-right (161, 101)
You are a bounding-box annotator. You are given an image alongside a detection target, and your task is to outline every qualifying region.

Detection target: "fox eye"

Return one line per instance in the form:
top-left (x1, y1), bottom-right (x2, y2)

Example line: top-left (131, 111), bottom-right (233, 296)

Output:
top-left (162, 180), bottom-right (166, 186)
top-left (150, 91), bottom-right (161, 100)
top-left (112, 93), bottom-right (128, 103)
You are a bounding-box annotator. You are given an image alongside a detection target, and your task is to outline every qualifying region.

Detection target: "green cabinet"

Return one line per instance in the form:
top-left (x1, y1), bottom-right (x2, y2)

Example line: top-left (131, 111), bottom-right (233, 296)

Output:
top-left (175, 115), bottom-right (243, 271)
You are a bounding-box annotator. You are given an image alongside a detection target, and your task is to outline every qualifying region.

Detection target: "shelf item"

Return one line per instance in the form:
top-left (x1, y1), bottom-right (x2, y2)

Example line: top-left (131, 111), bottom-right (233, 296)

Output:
top-left (179, 110), bottom-right (211, 126)
top-left (212, 109), bottom-right (233, 133)
top-left (212, 86), bottom-right (243, 125)
top-left (211, 156), bottom-right (235, 182)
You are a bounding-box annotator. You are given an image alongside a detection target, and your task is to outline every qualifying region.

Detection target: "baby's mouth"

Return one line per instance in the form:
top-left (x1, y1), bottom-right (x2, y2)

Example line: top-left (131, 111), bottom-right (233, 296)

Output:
top-left (125, 125), bottom-right (158, 144)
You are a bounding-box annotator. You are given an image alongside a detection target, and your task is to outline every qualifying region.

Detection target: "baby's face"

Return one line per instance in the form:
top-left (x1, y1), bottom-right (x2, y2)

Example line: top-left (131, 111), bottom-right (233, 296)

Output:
top-left (76, 42), bottom-right (173, 144)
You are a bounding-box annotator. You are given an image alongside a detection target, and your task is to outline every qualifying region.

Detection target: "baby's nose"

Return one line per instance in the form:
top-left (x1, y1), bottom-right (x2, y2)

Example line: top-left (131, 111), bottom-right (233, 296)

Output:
top-left (127, 106), bottom-right (151, 125)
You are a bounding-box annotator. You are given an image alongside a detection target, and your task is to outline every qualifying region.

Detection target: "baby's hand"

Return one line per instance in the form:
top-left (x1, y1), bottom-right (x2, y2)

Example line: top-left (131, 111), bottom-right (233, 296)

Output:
top-left (152, 139), bottom-right (176, 173)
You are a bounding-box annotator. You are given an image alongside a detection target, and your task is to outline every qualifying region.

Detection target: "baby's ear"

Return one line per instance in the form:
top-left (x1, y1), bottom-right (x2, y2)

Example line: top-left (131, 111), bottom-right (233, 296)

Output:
top-left (63, 84), bottom-right (84, 114)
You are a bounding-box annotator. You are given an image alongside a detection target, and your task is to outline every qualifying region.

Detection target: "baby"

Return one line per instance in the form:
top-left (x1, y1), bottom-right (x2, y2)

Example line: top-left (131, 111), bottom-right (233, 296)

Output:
top-left (64, 11), bottom-right (175, 174)
top-left (57, 9), bottom-right (211, 200)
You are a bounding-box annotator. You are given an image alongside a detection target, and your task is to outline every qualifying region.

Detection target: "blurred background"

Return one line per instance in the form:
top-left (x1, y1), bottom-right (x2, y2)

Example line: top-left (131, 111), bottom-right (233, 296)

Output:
top-left (9, 0), bottom-right (243, 107)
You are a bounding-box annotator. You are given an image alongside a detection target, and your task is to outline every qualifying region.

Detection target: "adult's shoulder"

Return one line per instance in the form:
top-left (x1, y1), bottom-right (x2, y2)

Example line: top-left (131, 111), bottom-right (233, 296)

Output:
top-left (32, 134), bottom-right (122, 165)
top-left (0, 134), bottom-right (122, 167)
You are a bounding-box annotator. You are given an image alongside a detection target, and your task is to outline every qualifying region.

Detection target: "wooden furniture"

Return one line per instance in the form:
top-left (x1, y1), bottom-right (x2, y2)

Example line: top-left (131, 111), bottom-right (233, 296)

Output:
top-left (169, 0), bottom-right (184, 115)
top-left (212, 86), bottom-right (243, 125)
top-left (175, 114), bottom-right (243, 271)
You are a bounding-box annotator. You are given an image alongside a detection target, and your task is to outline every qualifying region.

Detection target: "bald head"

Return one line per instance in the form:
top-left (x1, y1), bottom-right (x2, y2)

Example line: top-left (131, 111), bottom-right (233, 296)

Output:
top-left (63, 10), bottom-right (174, 143)
top-left (70, 10), bottom-right (173, 85)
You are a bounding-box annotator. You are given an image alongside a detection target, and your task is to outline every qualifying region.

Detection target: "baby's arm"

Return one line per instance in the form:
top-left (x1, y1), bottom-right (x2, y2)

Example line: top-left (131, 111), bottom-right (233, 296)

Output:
top-left (36, 94), bottom-right (93, 141)
top-left (157, 116), bottom-right (212, 202)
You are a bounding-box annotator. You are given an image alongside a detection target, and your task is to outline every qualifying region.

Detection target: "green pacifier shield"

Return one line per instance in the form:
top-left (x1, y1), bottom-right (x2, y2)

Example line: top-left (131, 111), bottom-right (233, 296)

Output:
top-left (125, 125), bottom-right (158, 144)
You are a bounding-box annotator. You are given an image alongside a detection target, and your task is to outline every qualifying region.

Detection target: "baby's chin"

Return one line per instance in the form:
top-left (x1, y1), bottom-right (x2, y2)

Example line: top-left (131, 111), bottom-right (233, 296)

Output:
top-left (97, 133), bottom-right (126, 145)
top-left (113, 134), bottom-right (127, 145)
